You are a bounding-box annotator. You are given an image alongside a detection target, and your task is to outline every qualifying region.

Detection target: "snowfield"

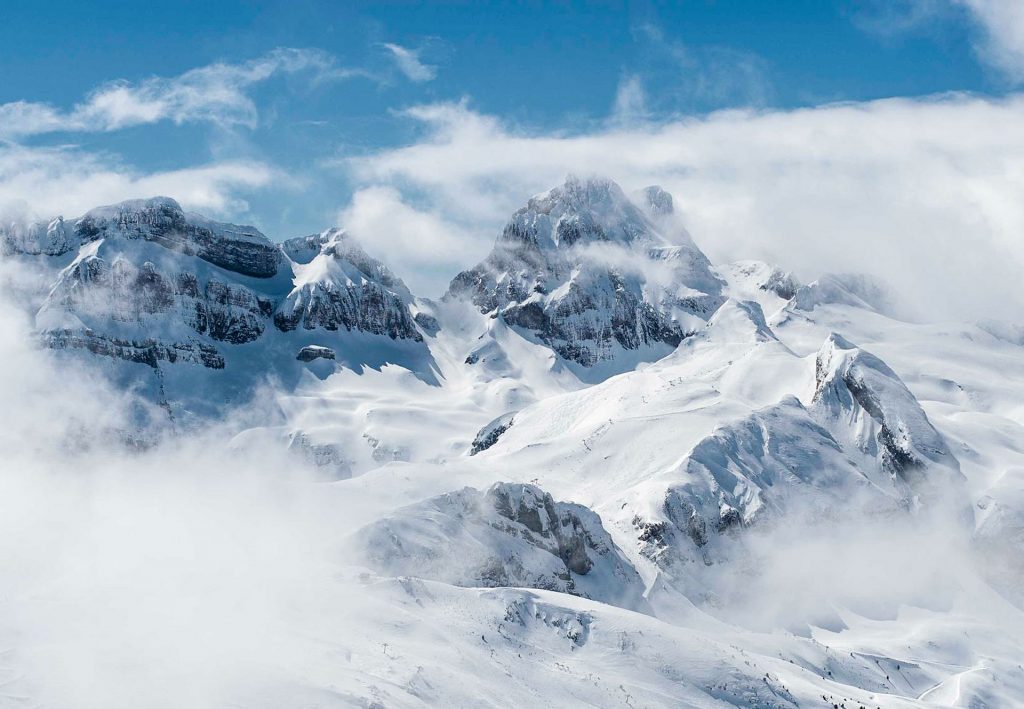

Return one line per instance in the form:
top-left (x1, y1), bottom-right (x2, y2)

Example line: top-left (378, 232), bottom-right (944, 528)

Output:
top-left (1, 177), bottom-right (1023, 707)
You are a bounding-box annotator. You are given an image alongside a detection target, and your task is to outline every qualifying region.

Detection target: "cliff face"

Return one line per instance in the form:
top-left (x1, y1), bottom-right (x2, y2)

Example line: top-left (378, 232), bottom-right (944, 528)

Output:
top-left (2, 198), bottom-right (429, 419)
top-left (448, 176), bottom-right (724, 368)
top-left (72, 197), bottom-right (283, 278)
top-left (274, 228), bottom-right (422, 341)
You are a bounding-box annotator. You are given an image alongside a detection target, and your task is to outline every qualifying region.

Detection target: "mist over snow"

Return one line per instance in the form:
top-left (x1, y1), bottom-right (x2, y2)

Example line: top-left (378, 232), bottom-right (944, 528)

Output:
top-left (3, 3), bottom-right (1024, 707)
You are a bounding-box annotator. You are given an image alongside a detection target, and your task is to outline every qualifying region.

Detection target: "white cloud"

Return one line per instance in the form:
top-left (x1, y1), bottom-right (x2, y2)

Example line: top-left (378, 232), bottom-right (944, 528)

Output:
top-left (955, 0), bottom-right (1024, 81)
top-left (382, 43), bottom-right (437, 83)
top-left (345, 95), bottom-right (1024, 320)
top-left (611, 75), bottom-right (649, 125)
top-left (0, 284), bottom-right (349, 709)
top-left (857, 1), bottom-right (1024, 83)
top-left (0, 48), bottom-right (355, 140)
top-left (0, 143), bottom-right (286, 221)
top-left (631, 23), bottom-right (773, 111)
top-left (339, 185), bottom-right (484, 296)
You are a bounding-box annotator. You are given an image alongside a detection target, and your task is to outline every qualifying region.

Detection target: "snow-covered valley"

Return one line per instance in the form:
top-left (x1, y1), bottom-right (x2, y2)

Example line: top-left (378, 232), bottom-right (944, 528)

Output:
top-left (2, 176), bottom-right (1023, 707)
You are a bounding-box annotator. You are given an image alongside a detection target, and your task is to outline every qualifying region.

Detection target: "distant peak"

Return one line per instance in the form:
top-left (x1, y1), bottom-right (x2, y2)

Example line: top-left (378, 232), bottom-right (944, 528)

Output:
top-left (548, 174), bottom-right (629, 208)
top-left (823, 332), bottom-right (857, 351)
top-left (705, 299), bottom-right (777, 343)
top-left (499, 175), bottom-right (659, 252)
top-left (640, 185), bottom-right (674, 216)
top-left (317, 226), bottom-right (351, 246)
top-left (85, 196), bottom-right (183, 217)
top-left (140, 196), bottom-right (182, 210)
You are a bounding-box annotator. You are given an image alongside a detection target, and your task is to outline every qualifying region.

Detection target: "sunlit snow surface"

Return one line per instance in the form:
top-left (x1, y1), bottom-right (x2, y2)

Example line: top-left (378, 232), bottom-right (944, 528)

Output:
top-left (1, 181), bottom-right (1024, 707)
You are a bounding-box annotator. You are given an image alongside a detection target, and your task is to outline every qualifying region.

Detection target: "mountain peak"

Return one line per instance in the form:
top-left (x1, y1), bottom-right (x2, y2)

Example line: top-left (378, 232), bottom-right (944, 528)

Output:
top-left (71, 196), bottom-right (280, 279)
top-left (554, 173), bottom-right (625, 204)
top-left (704, 299), bottom-right (777, 343)
top-left (812, 333), bottom-right (962, 488)
top-left (639, 185), bottom-right (674, 216)
top-left (85, 195), bottom-right (183, 215)
top-left (503, 175), bottom-right (660, 251)
top-left (448, 176), bottom-right (724, 370)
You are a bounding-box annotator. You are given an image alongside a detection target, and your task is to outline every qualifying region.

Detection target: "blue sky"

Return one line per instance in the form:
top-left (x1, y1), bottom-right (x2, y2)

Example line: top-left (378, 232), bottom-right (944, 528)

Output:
top-left (0, 1), bottom-right (999, 118)
top-left (2, 1), bottom-right (1024, 309)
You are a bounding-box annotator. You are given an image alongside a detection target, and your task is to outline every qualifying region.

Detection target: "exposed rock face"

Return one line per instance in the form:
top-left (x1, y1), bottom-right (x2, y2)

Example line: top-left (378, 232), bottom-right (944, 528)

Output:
top-left (44, 328), bottom-right (225, 369)
top-left (470, 412), bottom-right (516, 455)
top-left (636, 397), bottom-right (901, 569)
top-left (640, 185), bottom-right (674, 216)
top-left (3, 199), bottom-right (426, 387)
top-left (811, 333), bottom-right (962, 486)
top-left (49, 254), bottom-right (271, 346)
top-left (73, 198), bottom-right (282, 278)
top-left (357, 482), bottom-right (648, 610)
top-left (1, 217), bottom-right (73, 256)
top-left (296, 345), bottom-right (336, 362)
top-left (275, 228), bottom-right (422, 341)
top-left (486, 484), bottom-right (594, 576)
top-left (759, 268), bottom-right (799, 300)
top-left (413, 311), bottom-right (440, 336)
top-left (447, 176), bottom-right (724, 368)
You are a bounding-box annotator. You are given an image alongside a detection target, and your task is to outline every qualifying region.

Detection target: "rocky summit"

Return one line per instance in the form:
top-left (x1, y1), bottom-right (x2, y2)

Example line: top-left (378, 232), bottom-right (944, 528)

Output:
top-left (448, 176), bottom-right (725, 369)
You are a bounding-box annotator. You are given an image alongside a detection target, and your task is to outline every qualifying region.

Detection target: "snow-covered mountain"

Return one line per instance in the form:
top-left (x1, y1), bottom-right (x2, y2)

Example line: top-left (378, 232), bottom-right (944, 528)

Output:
top-left (356, 482), bottom-right (649, 611)
top-left (4, 196), bottom-right (434, 420)
top-left (4, 176), bottom-right (1024, 707)
top-left (448, 176), bottom-right (725, 376)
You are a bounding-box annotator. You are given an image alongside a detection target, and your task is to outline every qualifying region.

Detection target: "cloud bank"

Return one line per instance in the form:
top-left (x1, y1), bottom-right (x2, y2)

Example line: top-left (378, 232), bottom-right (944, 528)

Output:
top-left (343, 94), bottom-right (1024, 320)
top-left (0, 143), bottom-right (286, 221)
top-left (956, 0), bottom-right (1024, 82)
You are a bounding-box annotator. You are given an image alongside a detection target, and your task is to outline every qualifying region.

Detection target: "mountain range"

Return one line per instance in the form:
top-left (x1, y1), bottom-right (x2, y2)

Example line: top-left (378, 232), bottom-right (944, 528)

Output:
top-left (3, 176), bottom-right (1024, 707)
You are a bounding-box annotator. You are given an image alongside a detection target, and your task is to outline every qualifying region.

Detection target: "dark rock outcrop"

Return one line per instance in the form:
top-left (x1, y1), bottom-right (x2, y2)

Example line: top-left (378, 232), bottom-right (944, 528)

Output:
top-left (811, 333), bottom-right (962, 485)
top-left (470, 412), bottom-right (515, 455)
top-left (296, 345), bottom-right (337, 362)
top-left (45, 329), bottom-right (225, 369)
top-left (640, 185), bottom-right (674, 216)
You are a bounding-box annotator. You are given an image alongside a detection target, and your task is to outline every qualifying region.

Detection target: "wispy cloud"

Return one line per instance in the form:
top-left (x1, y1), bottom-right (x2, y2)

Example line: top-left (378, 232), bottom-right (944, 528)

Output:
top-left (0, 48), bottom-right (361, 140)
top-left (624, 23), bottom-right (774, 115)
top-left (956, 0), bottom-right (1024, 82)
top-left (611, 74), bottom-right (649, 125)
top-left (338, 185), bottom-right (479, 295)
top-left (0, 142), bottom-right (289, 220)
top-left (856, 0), bottom-right (1024, 84)
top-left (382, 43), bottom-right (438, 83)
